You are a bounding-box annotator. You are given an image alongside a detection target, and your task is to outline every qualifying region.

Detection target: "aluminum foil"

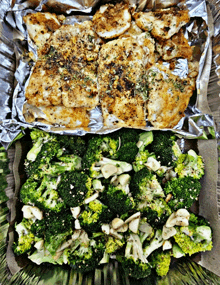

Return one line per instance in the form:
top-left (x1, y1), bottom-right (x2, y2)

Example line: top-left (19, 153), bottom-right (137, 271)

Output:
top-left (0, 0), bottom-right (218, 148)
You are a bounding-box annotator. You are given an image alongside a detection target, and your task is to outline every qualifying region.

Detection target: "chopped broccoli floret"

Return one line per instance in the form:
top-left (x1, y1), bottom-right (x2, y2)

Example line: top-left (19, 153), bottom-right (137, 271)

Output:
top-left (42, 154), bottom-right (82, 176)
top-left (20, 176), bottom-right (65, 212)
top-left (139, 198), bottom-right (172, 227)
top-left (133, 150), bottom-right (156, 172)
top-left (116, 141), bottom-right (138, 163)
top-left (44, 210), bottom-right (73, 238)
top-left (20, 176), bottom-right (42, 206)
top-left (164, 177), bottom-right (201, 210)
top-left (45, 230), bottom-right (73, 256)
top-left (131, 168), bottom-right (165, 202)
top-left (57, 135), bottom-right (87, 157)
top-left (137, 131), bottom-right (153, 152)
top-left (14, 218), bottom-right (35, 255)
top-left (25, 137), bottom-right (61, 178)
top-left (68, 235), bottom-right (105, 273)
top-left (175, 149), bottom-right (204, 179)
top-left (105, 236), bottom-right (125, 254)
top-left (174, 226), bottom-right (212, 256)
top-left (117, 234), bottom-right (151, 279)
top-left (79, 199), bottom-right (113, 233)
top-left (57, 171), bottom-right (92, 207)
top-left (102, 184), bottom-right (135, 215)
top-left (149, 131), bottom-right (181, 166)
top-left (150, 249), bottom-right (171, 277)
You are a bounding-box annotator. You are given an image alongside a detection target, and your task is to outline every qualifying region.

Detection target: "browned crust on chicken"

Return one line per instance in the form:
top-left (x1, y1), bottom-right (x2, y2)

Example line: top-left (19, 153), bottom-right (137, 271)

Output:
top-left (146, 64), bottom-right (196, 128)
top-left (23, 12), bottom-right (62, 51)
top-left (156, 30), bottom-right (193, 60)
top-left (134, 8), bottom-right (190, 40)
top-left (93, 2), bottom-right (131, 39)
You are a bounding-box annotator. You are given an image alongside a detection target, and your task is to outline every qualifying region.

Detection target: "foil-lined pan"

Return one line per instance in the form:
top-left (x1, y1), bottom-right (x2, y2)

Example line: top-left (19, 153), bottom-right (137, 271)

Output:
top-left (0, 0), bottom-right (219, 149)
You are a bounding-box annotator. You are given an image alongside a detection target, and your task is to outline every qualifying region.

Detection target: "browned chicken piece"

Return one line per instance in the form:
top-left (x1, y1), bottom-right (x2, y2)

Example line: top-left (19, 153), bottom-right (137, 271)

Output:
top-left (25, 21), bottom-right (102, 109)
top-left (101, 95), bottom-right (146, 128)
top-left (93, 2), bottom-right (131, 39)
top-left (23, 12), bottom-right (62, 52)
top-left (23, 103), bottom-right (90, 129)
top-left (25, 59), bottom-right (63, 107)
top-left (146, 63), bottom-right (196, 128)
top-left (156, 30), bottom-right (193, 60)
top-left (133, 7), bottom-right (190, 40)
top-left (98, 37), bottom-right (149, 127)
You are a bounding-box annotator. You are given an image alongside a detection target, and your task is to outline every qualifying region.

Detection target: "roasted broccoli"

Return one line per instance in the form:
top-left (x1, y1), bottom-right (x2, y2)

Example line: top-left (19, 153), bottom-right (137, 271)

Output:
top-left (175, 149), bottom-right (204, 179)
top-left (150, 249), bottom-right (172, 277)
top-left (164, 176), bottom-right (201, 210)
top-left (57, 171), bottom-right (92, 207)
top-left (105, 236), bottom-right (125, 254)
top-left (25, 132), bottom-right (62, 178)
top-left (68, 233), bottom-right (105, 273)
top-left (20, 175), bottom-right (65, 212)
top-left (173, 213), bottom-right (213, 256)
top-left (136, 131), bottom-right (153, 152)
top-left (131, 168), bottom-right (165, 202)
top-left (148, 131), bottom-right (181, 166)
top-left (140, 198), bottom-right (172, 227)
top-left (102, 184), bottom-right (135, 215)
top-left (117, 234), bottom-right (151, 279)
top-left (14, 218), bottom-right (35, 255)
top-left (78, 199), bottom-right (113, 233)
top-left (57, 134), bottom-right (87, 157)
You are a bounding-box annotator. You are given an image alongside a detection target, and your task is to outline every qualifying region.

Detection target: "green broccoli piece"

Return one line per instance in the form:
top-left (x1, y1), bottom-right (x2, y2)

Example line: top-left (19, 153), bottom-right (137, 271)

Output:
top-left (137, 131), bottom-right (153, 152)
top-left (172, 244), bottom-right (185, 258)
top-left (105, 236), bottom-right (125, 254)
top-left (150, 249), bottom-right (171, 277)
top-left (14, 218), bottom-right (35, 255)
top-left (78, 199), bottom-right (113, 233)
top-left (57, 171), bottom-right (92, 207)
top-left (149, 131), bottom-right (181, 166)
top-left (20, 176), bottom-right (42, 205)
top-left (139, 198), bottom-right (172, 227)
top-left (82, 135), bottom-right (119, 173)
top-left (133, 150), bottom-right (156, 172)
top-left (130, 168), bottom-right (165, 202)
top-left (83, 134), bottom-right (134, 178)
top-left (68, 235), bottom-right (105, 273)
top-left (20, 176), bottom-right (65, 212)
top-left (25, 133), bottom-right (62, 178)
top-left (57, 135), bottom-right (87, 157)
top-left (164, 177), bottom-right (201, 210)
top-left (44, 209), bottom-right (73, 238)
top-left (102, 184), bottom-right (135, 215)
top-left (115, 141), bottom-right (138, 163)
top-left (45, 230), bottom-right (73, 256)
top-left (175, 149), bottom-right (204, 179)
top-left (173, 213), bottom-right (213, 256)
top-left (42, 154), bottom-right (82, 176)
top-left (117, 233), bottom-right (151, 279)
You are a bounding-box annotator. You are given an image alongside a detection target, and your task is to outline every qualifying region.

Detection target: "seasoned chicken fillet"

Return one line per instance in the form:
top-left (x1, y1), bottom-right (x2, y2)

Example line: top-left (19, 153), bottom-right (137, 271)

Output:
top-left (93, 2), bottom-right (131, 39)
top-left (98, 37), bottom-right (149, 127)
top-left (146, 64), bottom-right (196, 128)
top-left (25, 21), bottom-right (102, 109)
top-left (134, 8), bottom-right (190, 40)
